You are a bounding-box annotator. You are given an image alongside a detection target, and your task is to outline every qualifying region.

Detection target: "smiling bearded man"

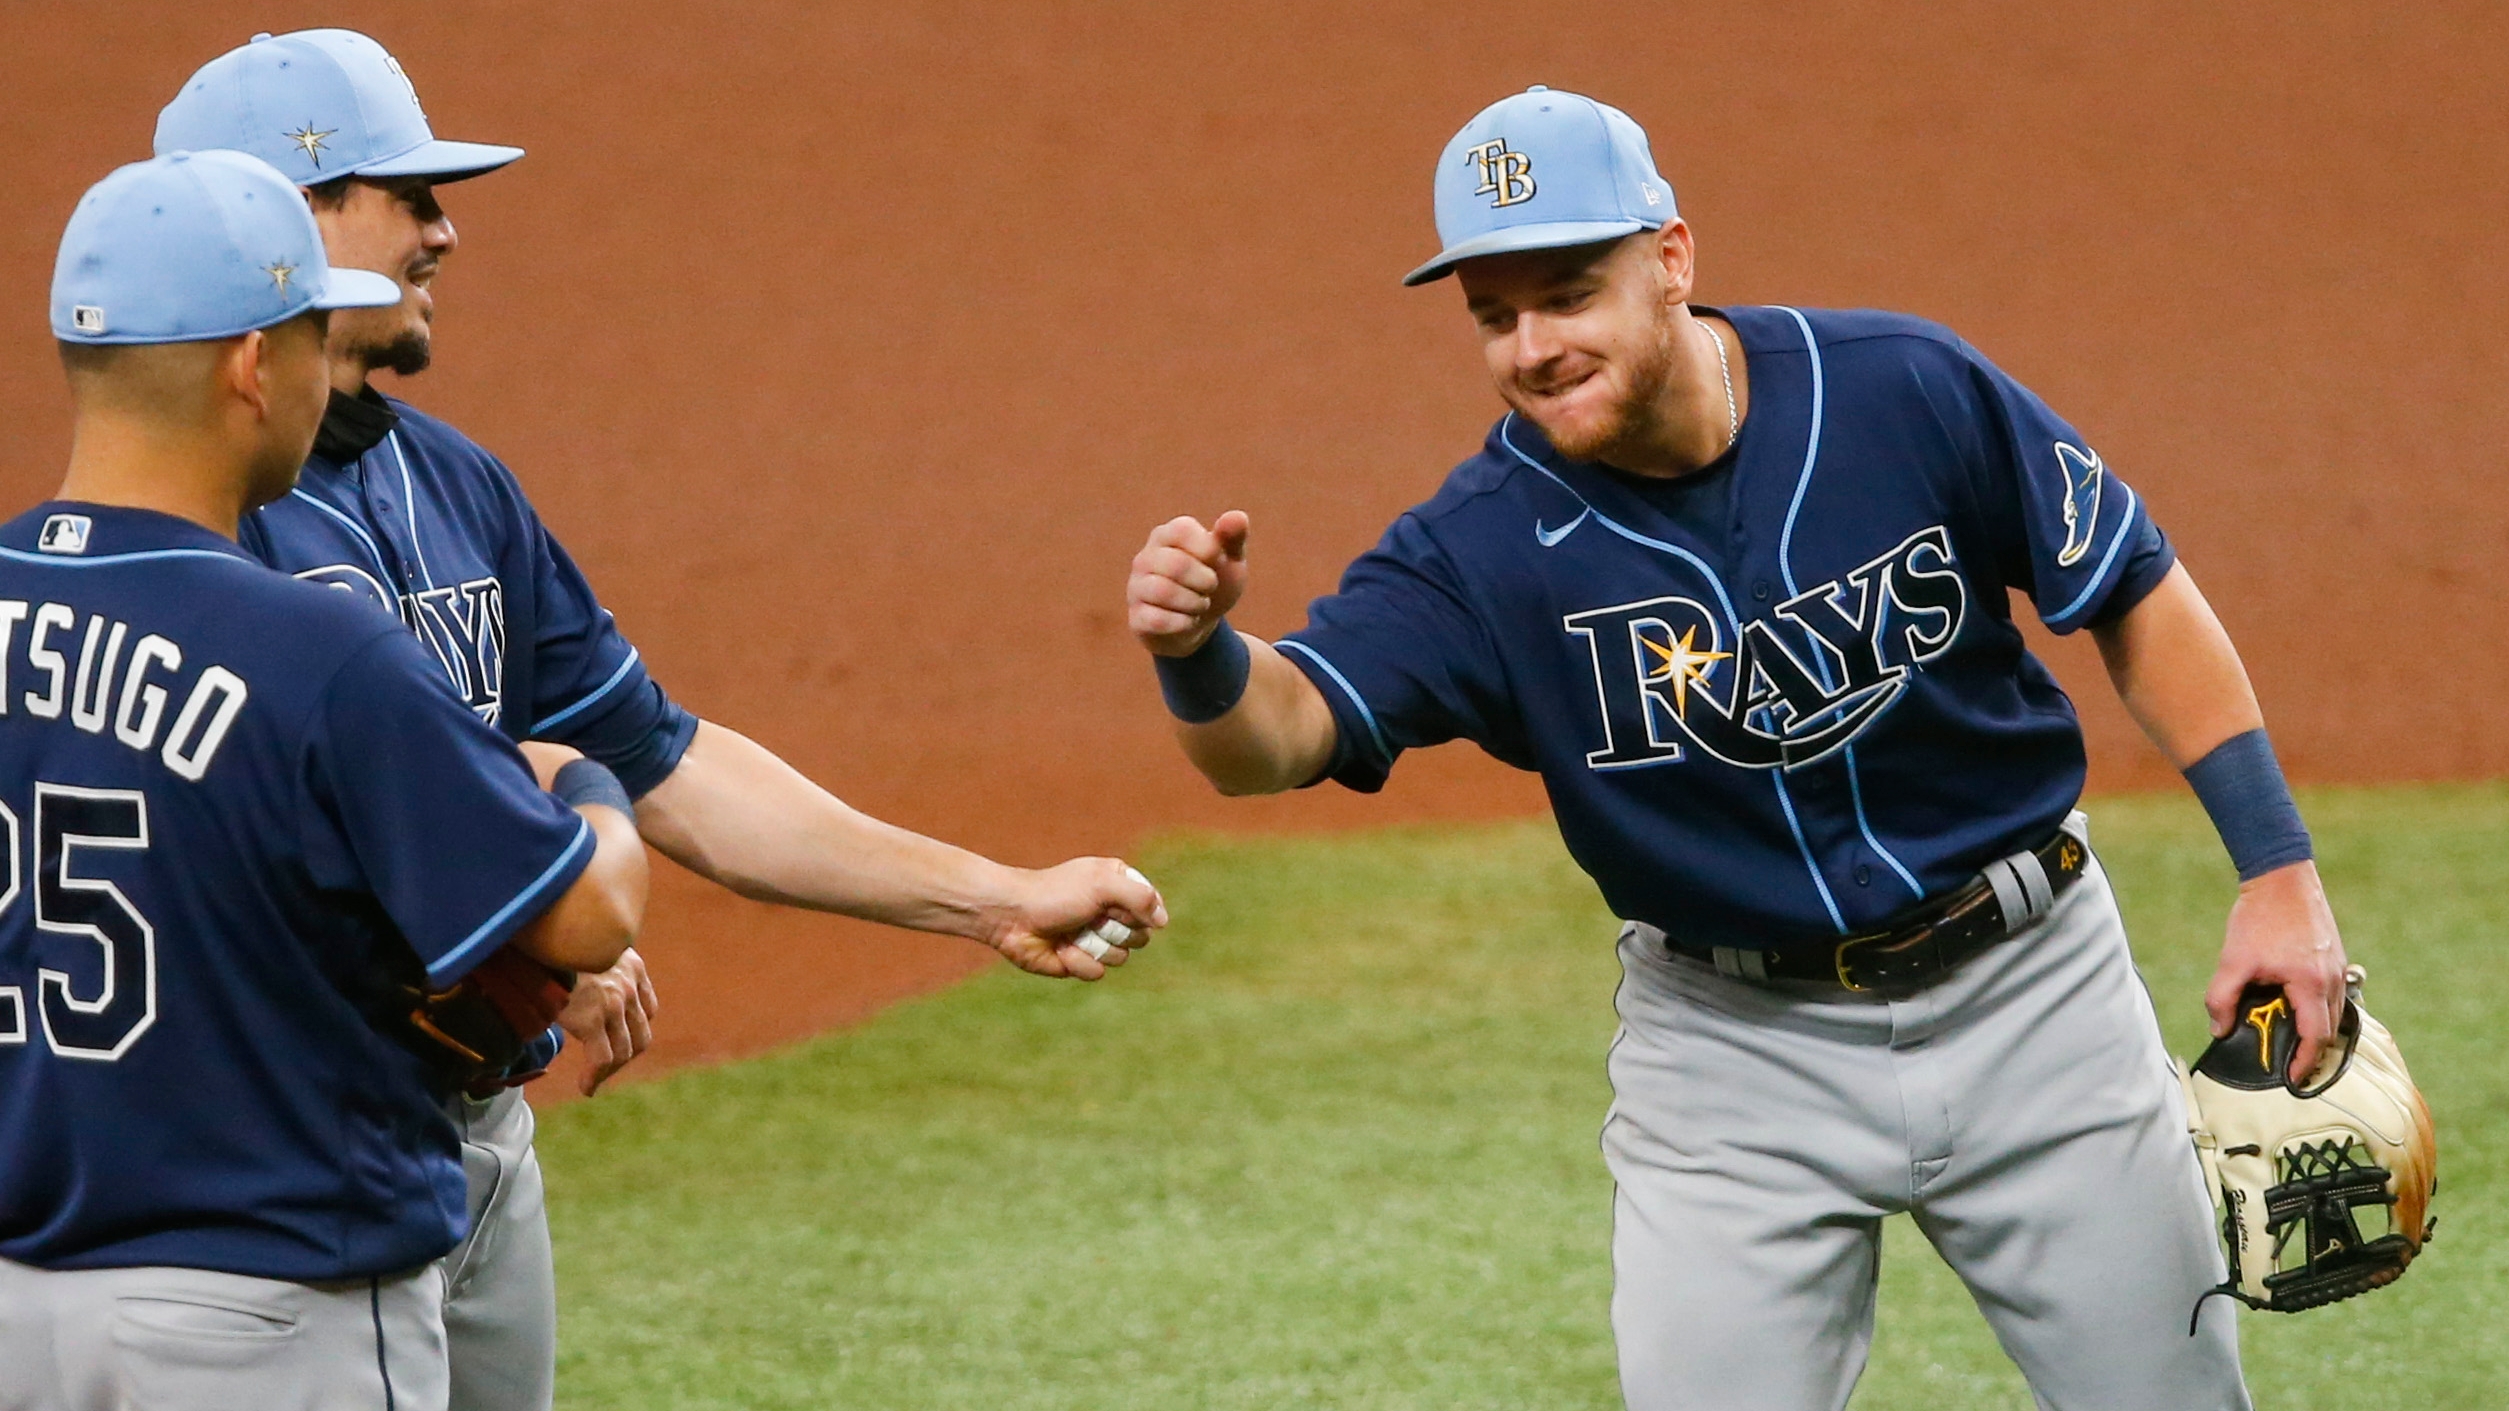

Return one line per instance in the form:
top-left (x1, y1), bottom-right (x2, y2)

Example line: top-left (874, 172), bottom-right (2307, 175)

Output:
top-left (1121, 84), bottom-right (2354, 1410)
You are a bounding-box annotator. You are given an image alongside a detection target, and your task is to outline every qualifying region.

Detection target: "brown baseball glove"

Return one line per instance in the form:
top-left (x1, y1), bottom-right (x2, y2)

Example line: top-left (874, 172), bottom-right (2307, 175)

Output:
top-left (405, 947), bottom-right (575, 1096)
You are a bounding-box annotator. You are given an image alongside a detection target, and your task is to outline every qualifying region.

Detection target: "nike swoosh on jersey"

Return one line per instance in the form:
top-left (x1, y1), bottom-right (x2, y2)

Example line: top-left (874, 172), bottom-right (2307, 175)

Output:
top-left (1535, 509), bottom-right (1591, 547)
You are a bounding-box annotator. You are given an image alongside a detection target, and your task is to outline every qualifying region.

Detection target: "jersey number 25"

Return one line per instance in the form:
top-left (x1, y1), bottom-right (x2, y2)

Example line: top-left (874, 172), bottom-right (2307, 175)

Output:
top-left (0, 784), bottom-right (154, 1061)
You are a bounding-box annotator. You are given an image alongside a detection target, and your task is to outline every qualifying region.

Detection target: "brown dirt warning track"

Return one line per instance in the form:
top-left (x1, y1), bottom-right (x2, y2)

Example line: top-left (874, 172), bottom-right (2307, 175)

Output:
top-left (3, 2), bottom-right (2503, 1094)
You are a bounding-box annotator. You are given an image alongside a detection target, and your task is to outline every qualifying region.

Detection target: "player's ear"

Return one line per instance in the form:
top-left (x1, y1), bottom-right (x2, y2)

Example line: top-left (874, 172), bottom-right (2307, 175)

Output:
top-left (227, 329), bottom-right (271, 421)
top-left (1654, 220), bottom-right (1696, 305)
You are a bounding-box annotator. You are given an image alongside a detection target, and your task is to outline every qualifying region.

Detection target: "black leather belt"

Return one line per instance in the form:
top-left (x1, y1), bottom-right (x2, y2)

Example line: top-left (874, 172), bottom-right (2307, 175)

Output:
top-left (1663, 824), bottom-right (2091, 993)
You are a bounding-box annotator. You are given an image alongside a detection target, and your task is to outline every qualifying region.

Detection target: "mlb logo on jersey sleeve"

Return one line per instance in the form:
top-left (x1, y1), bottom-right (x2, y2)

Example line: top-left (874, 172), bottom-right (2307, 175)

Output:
top-left (37, 516), bottom-right (93, 555)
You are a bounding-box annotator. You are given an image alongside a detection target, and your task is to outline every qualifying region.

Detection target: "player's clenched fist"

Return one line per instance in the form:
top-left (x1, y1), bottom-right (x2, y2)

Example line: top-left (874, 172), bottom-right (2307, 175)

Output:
top-left (1128, 511), bottom-right (1250, 657)
top-left (987, 856), bottom-right (1168, 981)
top-left (1124, 508), bottom-right (1339, 792)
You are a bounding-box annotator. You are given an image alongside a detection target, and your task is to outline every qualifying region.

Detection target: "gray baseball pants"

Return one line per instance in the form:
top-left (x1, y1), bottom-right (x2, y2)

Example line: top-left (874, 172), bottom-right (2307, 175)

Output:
top-left (0, 1256), bottom-right (447, 1410)
top-left (442, 1086), bottom-right (556, 1411)
top-left (1604, 836), bottom-right (2250, 1410)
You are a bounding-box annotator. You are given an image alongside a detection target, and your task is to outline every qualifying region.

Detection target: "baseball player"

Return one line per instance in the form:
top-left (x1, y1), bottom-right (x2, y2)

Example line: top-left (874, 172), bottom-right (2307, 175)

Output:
top-left (151, 28), bottom-right (1166, 1411)
top-left (1, 149), bottom-right (645, 1410)
top-left (1126, 86), bottom-right (2347, 1409)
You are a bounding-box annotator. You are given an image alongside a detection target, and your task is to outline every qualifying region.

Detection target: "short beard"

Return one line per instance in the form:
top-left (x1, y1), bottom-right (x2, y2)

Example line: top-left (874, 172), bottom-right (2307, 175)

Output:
top-left (1513, 313), bottom-right (1679, 466)
top-left (353, 330), bottom-right (433, 379)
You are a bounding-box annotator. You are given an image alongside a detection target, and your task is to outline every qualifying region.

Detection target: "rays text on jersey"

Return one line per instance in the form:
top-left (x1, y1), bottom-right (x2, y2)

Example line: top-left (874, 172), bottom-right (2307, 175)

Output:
top-left (295, 565), bottom-right (507, 725)
top-left (1564, 526), bottom-right (1966, 772)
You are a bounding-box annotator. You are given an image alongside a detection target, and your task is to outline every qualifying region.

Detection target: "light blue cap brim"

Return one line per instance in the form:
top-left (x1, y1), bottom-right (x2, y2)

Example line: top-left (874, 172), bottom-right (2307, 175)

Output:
top-left (315, 267), bottom-right (404, 310)
top-left (1402, 217), bottom-right (1652, 287)
top-left (355, 137), bottom-right (524, 182)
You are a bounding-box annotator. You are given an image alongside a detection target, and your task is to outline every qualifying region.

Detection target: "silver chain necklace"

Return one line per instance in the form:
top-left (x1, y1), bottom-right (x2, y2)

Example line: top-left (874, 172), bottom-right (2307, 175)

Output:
top-left (1699, 319), bottom-right (1739, 456)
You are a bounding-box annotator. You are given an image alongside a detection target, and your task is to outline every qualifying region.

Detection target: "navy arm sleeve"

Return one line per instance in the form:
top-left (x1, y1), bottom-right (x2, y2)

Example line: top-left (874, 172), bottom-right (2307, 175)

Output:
top-left (518, 509), bottom-right (698, 797)
top-left (1276, 513), bottom-right (1527, 792)
top-left (302, 629), bottom-right (596, 988)
top-left (1955, 343), bottom-right (2174, 634)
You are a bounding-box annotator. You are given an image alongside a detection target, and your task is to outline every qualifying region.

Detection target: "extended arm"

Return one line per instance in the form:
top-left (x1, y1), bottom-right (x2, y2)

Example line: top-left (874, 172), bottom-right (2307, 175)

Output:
top-left (1177, 640), bottom-right (1337, 796)
top-left (1125, 511), bottom-right (1337, 796)
top-left (510, 502), bottom-right (1158, 979)
top-left (2091, 562), bottom-right (2347, 1077)
top-left (632, 720), bottom-right (1163, 979)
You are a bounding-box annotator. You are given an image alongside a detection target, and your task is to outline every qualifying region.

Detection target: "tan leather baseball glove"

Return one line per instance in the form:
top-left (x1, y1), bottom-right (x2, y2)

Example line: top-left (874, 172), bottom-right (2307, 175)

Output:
top-left (2182, 964), bottom-right (2436, 1319)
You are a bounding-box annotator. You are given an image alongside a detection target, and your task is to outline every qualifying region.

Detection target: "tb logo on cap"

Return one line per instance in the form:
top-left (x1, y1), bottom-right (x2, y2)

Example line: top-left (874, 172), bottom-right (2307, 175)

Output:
top-left (1465, 139), bottom-right (1536, 208)
top-left (383, 53), bottom-right (428, 121)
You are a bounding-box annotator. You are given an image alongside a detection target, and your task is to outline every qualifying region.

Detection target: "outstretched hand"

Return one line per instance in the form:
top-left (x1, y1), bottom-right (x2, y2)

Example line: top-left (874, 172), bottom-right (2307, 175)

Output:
top-left (987, 857), bottom-right (1168, 980)
top-left (1128, 511), bottom-right (1250, 657)
top-left (2204, 860), bottom-right (2348, 1082)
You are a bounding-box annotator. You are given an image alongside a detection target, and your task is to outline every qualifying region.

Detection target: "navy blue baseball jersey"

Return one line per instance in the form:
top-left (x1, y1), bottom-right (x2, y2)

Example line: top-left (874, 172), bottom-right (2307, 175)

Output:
top-left (239, 390), bottom-right (696, 795)
top-left (1281, 306), bottom-right (2175, 949)
top-left (0, 503), bottom-right (593, 1281)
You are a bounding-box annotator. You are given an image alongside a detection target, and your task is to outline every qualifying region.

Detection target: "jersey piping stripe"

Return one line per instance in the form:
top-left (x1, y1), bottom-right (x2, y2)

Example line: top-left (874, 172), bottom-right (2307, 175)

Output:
top-left (1275, 640), bottom-right (1393, 764)
top-left (533, 647), bottom-right (644, 733)
top-left (287, 487), bottom-right (394, 582)
top-left (386, 433), bottom-right (440, 592)
top-left (1495, 417), bottom-right (1743, 628)
top-left (2041, 482), bottom-right (2141, 627)
top-left (1772, 305), bottom-right (1924, 906)
top-left (1768, 772), bottom-right (1845, 932)
top-left (1495, 416), bottom-right (1847, 932)
top-left (0, 546), bottom-right (246, 568)
top-left (1772, 305), bottom-right (1825, 604)
top-left (1843, 747), bottom-right (1923, 896)
top-left (424, 814), bottom-right (594, 988)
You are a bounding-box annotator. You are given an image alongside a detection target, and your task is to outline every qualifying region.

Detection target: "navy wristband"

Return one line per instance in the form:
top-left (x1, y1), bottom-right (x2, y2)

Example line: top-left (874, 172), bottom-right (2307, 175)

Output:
top-left (1154, 620), bottom-right (1253, 724)
top-left (553, 757), bottom-right (636, 822)
top-left (2182, 728), bottom-right (2313, 881)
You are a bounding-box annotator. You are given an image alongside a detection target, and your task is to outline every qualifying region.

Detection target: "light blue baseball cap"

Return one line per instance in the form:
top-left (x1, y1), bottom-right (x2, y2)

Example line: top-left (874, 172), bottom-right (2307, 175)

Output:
top-left (52, 150), bottom-right (402, 345)
top-left (155, 29), bottom-right (523, 186)
top-left (1403, 85), bottom-right (1677, 287)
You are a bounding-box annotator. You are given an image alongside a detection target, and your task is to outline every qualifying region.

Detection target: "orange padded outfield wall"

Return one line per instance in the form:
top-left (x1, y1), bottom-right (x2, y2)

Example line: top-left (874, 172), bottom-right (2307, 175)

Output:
top-left (3, 2), bottom-right (2501, 1090)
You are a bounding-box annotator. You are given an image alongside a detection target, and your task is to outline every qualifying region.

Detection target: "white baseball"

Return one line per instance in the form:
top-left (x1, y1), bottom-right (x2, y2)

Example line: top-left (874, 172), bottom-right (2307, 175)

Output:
top-left (1073, 866), bottom-right (1155, 957)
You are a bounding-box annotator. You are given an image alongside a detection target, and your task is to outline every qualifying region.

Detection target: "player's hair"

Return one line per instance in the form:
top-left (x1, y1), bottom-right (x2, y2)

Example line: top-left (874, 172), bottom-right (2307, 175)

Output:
top-left (304, 175), bottom-right (356, 210)
top-left (56, 310), bottom-right (330, 415)
top-left (302, 174), bottom-right (439, 220)
top-left (56, 340), bottom-right (133, 380)
top-left (58, 339), bottom-right (227, 421)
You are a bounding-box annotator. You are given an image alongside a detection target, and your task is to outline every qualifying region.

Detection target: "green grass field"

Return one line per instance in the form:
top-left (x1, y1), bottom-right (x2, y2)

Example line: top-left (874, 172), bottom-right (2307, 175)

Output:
top-left (542, 783), bottom-right (2508, 1409)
